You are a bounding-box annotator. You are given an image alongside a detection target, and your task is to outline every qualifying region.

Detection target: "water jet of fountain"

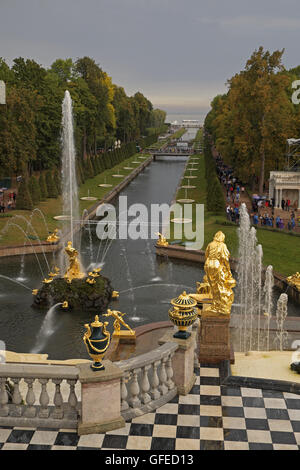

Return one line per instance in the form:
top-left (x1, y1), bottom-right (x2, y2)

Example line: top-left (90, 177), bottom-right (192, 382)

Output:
top-left (263, 265), bottom-right (274, 351)
top-left (30, 303), bottom-right (63, 354)
top-left (61, 90), bottom-right (80, 248)
top-left (2, 222), bottom-right (45, 278)
top-left (0, 274), bottom-right (33, 291)
top-left (274, 293), bottom-right (289, 351)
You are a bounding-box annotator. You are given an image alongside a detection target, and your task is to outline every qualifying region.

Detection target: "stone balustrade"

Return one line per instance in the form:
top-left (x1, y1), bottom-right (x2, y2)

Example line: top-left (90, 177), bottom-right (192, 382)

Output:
top-left (0, 363), bottom-right (80, 429)
top-left (114, 342), bottom-right (178, 420)
top-left (0, 341), bottom-right (184, 431)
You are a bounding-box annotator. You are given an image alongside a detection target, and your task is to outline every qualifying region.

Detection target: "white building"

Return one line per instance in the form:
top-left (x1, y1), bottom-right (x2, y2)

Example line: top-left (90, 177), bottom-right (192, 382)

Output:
top-left (182, 119), bottom-right (201, 128)
top-left (269, 171), bottom-right (300, 209)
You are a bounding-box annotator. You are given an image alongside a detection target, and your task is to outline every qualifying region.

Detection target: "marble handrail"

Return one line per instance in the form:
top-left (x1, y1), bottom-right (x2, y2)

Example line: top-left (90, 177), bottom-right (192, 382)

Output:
top-left (114, 342), bottom-right (178, 420)
top-left (0, 363), bottom-right (80, 429)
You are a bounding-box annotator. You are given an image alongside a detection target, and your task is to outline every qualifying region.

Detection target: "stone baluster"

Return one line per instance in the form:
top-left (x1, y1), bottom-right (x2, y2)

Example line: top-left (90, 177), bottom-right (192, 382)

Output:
top-left (24, 378), bottom-right (36, 418)
top-left (158, 357), bottom-right (168, 396)
top-left (120, 374), bottom-right (129, 411)
top-left (166, 353), bottom-right (175, 391)
top-left (52, 379), bottom-right (64, 419)
top-left (140, 365), bottom-right (151, 404)
top-left (38, 378), bottom-right (50, 418)
top-left (128, 369), bottom-right (141, 408)
top-left (0, 378), bottom-right (9, 417)
top-left (10, 378), bottom-right (23, 417)
top-left (150, 361), bottom-right (161, 400)
top-left (67, 379), bottom-right (78, 418)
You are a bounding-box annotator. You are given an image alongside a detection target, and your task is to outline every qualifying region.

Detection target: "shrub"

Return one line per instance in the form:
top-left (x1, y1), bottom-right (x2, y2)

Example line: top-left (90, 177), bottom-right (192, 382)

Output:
top-left (45, 170), bottom-right (58, 198)
top-left (39, 173), bottom-right (48, 200)
top-left (28, 175), bottom-right (41, 205)
top-left (16, 178), bottom-right (33, 210)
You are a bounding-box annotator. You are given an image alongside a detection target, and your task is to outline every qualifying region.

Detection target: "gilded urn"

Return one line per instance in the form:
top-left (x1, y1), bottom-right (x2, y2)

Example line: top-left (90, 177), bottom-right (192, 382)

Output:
top-left (83, 315), bottom-right (110, 371)
top-left (169, 291), bottom-right (198, 339)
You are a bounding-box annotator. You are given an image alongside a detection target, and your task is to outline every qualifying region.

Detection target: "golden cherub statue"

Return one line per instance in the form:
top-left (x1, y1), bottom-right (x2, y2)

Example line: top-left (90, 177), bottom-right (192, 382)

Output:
top-left (47, 229), bottom-right (60, 243)
top-left (156, 232), bottom-right (169, 247)
top-left (64, 241), bottom-right (85, 282)
top-left (287, 272), bottom-right (300, 291)
top-left (103, 309), bottom-right (134, 336)
top-left (204, 231), bottom-right (236, 316)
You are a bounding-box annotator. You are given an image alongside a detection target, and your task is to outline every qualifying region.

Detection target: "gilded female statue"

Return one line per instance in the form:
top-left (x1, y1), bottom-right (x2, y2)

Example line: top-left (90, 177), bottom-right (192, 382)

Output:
top-left (204, 231), bottom-right (236, 316)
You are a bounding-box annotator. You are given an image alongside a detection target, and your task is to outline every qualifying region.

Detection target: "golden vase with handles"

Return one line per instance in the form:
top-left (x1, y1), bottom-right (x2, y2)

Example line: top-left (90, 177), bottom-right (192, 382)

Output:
top-left (168, 291), bottom-right (198, 339)
top-left (83, 315), bottom-right (110, 371)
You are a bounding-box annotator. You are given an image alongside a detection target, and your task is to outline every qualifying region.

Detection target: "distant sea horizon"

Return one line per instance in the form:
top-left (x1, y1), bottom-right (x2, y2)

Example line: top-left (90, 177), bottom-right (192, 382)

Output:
top-left (165, 111), bottom-right (208, 125)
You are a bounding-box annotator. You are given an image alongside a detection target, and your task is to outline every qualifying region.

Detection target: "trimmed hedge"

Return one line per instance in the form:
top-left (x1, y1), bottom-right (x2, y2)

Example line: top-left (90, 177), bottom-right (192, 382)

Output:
top-left (16, 178), bottom-right (33, 211)
top-left (204, 135), bottom-right (225, 214)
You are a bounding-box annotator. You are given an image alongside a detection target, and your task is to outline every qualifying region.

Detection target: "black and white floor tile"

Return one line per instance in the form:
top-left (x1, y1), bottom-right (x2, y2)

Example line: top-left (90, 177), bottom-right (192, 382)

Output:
top-left (1, 366), bottom-right (300, 450)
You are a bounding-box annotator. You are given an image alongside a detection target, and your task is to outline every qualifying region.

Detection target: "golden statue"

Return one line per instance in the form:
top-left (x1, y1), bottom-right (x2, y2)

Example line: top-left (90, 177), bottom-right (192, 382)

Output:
top-left (287, 272), bottom-right (300, 291)
top-left (203, 231), bottom-right (236, 316)
top-left (47, 229), bottom-right (60, 243)
top-left (156, 232), bottom-right (169, 247)
top-left (89, 271), bottom-right (100, 278)
top-left (64, 241), bottom-right (85, 282)
top-left (103, 309), bottom-right (134, 336)
top-left (196, 275), bottom-right (211, 295)
top-left (112, 290), bottom-right (119, 299)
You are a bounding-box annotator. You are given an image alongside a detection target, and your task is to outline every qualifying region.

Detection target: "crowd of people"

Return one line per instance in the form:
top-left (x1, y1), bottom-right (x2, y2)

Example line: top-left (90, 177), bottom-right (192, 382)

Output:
top-left (214, 148), bottom-right (299, 232)
top-left (215, 152), bottom-right (244, 223)
top-left (0, 191), bottom-right (16, 213)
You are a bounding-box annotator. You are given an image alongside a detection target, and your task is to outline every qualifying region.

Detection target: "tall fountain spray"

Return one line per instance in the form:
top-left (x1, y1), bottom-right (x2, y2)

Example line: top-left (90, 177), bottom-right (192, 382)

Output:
top-left (236, 203), bottom-right (273, 352)
top-left (61, 90), bottom-right (80, 246)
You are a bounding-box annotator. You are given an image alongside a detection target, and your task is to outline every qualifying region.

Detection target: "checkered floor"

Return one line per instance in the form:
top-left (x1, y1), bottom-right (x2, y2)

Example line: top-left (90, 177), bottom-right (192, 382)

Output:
top-left (1, 365), bottom-right (300, 450)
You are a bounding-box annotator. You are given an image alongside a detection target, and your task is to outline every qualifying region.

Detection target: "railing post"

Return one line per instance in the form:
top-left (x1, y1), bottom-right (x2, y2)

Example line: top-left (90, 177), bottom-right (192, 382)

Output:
top-left (150, 361), bottom-right (161, 400)
top-left (38, 379), bottom-right (50, 418)
top-left (128, 369), bottom-right (141, 408)
top-left (52, 379), bottom-right (64, 419)
top-left (120, 374), bottom-right (129, 411)
top-left (10, 378), bottom-right (22, 417)
top-left (77, 360), bottom-right (125, 435)
top-left (67, 379), bottom-right (78, 419)
top-left (140, 365), bottom-right (151, 404)
top-left (24, 378), bottom-right (36, 418)
top-left (158, 357), bottom-right (168, 396)
top-left (159, 332), bottom-right (196, 395)
top-left (0, 378), bottom-right (9, 417)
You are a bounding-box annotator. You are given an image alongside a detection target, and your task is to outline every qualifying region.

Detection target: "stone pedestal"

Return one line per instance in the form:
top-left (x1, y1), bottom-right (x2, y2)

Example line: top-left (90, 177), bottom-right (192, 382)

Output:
top-left (77, 360), bottom-right (125, 435)
top-left (199, 314), bottom-right (231, 364)
top-left (159, 331), bottom-right (196, 395)
top-left (113, 330), bottom-right (136, 344)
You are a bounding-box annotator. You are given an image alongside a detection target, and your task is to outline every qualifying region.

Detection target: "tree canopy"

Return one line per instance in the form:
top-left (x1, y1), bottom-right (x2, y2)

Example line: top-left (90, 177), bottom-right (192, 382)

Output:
top-left (205, 47), bottom-right (299, 193)
top-left (0, 56), bottom-right (166, 178)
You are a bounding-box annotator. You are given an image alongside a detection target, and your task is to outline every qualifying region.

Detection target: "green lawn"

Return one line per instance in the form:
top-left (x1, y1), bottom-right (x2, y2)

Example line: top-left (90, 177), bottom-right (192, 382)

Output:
top-left (0, 152), bottom-right (150, 247)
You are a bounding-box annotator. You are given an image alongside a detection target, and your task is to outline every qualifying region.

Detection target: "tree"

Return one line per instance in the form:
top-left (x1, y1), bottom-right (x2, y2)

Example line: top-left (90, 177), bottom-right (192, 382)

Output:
top-left (206, 48), bottom-right (295, 193)
top-left (16, 178), bottom-right (33, 210)
top-left (29, 175), bottom-right (41, 205)
top-left (45, 170), bottom-right (58, 198)
top-left (39, 173), bottom-right (48, 200)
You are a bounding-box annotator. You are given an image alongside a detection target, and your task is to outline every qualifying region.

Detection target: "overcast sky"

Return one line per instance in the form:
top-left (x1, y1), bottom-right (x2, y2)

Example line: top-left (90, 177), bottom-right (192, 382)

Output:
top-left (1, 0), bottom-right (300, 114)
